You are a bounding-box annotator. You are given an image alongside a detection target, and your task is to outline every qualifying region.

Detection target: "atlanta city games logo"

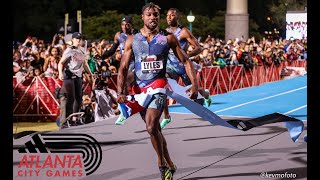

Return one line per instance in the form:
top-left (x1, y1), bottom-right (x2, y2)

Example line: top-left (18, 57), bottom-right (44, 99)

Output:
top-left (16, 133), bottom-right (102, 178)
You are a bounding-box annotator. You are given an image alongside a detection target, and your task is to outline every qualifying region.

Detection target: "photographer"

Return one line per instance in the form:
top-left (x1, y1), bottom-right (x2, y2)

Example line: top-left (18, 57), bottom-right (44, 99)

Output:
top-left (250, 46), bottom-right (263, 66)
top-left (58, 32), bottom-right (93, 129)
top-left (239, 44), bottom-right (254, 70)
top-left (271, 48), bottom-right (282, 66)
top-left (95, 65), bottom-right (112, 90)
top-left (92, 66), bottom-right (120, 122)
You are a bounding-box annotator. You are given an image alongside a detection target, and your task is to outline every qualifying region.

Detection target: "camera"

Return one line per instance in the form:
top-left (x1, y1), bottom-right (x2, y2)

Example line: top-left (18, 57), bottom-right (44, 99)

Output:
top-left (101, 69), bottom-right (112, 78)
top-left (94, 71), bottom-right (110, 90)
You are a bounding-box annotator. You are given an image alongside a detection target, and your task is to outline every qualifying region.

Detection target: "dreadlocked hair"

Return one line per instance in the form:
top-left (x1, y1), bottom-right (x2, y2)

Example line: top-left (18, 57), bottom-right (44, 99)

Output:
top-left (142, 2), bottom-right (161, 13)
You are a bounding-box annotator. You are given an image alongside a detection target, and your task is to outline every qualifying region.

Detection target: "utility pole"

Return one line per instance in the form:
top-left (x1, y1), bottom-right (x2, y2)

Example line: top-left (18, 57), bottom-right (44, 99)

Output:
top-left (64, 13), bottom-right (69, 36)
top-left (77, 10), bottom-right (82, 33)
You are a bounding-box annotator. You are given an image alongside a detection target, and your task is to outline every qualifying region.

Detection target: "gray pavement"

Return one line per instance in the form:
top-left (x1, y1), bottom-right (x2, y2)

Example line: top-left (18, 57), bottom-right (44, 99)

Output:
top-left (13, 113), bottom-right (307, 180)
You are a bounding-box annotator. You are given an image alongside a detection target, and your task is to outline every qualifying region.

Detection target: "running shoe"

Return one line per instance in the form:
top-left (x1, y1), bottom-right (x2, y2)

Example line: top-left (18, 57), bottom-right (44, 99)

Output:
top-left (115, 114), bottom-right (126, 125)
top-left (160, 116), bottom-right (172, 129)
top-left (204, 89), bottom-right (212, 107)
top-left (170, 164), bottom-right (177, 176)
top-left (159, 165), bottom-right (173, 180)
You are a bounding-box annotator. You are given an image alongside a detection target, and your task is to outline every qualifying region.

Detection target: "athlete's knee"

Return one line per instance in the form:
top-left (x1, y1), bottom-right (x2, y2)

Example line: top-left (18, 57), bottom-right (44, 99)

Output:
top-left (146, 122), bottom-right (158, 135)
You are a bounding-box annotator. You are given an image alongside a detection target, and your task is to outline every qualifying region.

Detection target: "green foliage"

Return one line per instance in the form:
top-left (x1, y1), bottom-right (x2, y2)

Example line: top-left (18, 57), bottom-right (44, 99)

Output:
top-left (83, 10), bottom-right (232, 41)
top-left (83, 9), bottom-right (261, 42)
top-left (83, 11), bottom-right (123, 40)
top-left (15, 0), bottom-right (306, 42)
top-left (14, 0), bottom-right (271, 42)
top-left (249, 19), bottom-right (262, 40)
top-left (268, 0), bottom-right (307, 32)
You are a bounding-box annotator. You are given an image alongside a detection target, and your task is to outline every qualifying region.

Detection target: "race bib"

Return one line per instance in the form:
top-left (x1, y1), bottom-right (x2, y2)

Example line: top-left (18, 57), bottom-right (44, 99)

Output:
top-left (141, 55), bottom-right (164, 73)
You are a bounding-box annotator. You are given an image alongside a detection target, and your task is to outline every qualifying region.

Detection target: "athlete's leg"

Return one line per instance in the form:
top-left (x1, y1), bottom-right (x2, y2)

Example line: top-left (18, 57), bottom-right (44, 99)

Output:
top-left (161, 73), bottom-right (175, 129)
top-left (145, 94), bottom-right (169, 165)
top-left (199, 87), bottom-right (212, 107)
top-left (146, 108), bottom-right (166, 166)
top-left (158, 120), bottom-right (176, 171)
top-left (144, 94), bottom-right (174, 179)
top-left (182, 73), bottom-right (212, 107)
top-left (163, 72), bottom-right (171, 119)
top-left (198, 87), bottom-right (209, 99)
top-left (163, 103), bottom-right (170, 119)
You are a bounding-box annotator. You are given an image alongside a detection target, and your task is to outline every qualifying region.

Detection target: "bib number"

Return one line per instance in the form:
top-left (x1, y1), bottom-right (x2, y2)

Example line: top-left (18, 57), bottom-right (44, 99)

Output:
top-left (141, 61), bottom-right (163, 71)
top-left (141, 55), bottom-right (164, 73)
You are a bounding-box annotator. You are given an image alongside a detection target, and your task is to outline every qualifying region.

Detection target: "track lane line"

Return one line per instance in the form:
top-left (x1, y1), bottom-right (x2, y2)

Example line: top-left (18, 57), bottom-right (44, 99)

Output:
top-left (214, 86), bottom-right (306, 113)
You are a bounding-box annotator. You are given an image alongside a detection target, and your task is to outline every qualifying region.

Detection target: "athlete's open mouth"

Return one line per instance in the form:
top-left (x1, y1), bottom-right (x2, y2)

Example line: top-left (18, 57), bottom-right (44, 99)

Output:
top-left (150, 21), bottom-right (157, 26)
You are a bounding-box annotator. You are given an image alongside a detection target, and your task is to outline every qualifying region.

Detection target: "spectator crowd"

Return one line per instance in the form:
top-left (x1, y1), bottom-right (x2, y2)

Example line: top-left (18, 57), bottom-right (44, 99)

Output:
top-left (13, 34), bottom-right (307, 83)
top-left (13, 32), bottom-right (307, 124)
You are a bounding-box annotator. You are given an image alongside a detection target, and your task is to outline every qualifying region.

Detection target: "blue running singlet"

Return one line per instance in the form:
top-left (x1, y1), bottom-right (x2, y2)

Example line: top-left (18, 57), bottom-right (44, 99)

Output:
top-left (132, 30), bottom-right (170, 87)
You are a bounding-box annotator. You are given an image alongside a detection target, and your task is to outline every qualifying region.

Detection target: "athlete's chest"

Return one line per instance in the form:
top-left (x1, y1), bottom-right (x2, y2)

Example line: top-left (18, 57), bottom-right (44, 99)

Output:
top-left (133, 33), bottom-right (169, 55)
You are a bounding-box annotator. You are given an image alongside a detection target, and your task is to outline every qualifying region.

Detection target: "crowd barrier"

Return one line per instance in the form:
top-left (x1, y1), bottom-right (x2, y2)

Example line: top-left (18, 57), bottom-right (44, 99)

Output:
top-left (13, 60), bottom-right (306, 122)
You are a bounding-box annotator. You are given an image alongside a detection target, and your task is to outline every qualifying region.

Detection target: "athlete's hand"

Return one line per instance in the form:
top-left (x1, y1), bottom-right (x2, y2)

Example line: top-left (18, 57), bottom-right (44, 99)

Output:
top-left (186, 86), bottom-right (198, 100)
top-left (117, 94), bottom-right (128, 104)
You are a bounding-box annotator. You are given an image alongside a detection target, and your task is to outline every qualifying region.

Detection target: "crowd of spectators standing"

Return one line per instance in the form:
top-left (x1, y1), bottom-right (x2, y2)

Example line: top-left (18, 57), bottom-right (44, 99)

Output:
top-left (195, 36), bottom-right (306, 70)
top-left (13, 34), bottom-right (307, 85)
top-left (13, 33), bottom-right (307, 124)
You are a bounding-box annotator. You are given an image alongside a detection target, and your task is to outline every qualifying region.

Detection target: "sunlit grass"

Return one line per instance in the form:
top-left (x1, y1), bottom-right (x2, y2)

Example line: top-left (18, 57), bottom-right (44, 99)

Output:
top-left (13, 122), bottom-right (59, 134)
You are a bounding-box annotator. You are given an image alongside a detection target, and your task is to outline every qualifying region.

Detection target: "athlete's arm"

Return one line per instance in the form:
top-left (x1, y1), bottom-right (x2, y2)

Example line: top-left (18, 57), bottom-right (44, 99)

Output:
top-left (168, 34), bottom-right (198, 99)
top-left (181, 28), bottom-right (202, 57)
top-left (117, 35), bottom-right (133, 103)
top-left (101, 32), bottom-right (120, 59)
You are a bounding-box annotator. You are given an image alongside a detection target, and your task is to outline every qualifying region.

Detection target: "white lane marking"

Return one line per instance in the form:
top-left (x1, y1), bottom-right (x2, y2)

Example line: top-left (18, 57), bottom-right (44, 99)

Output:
top-left (215, 86), bottom-right (306, 113)
top-left (284, 105), bottom-right (307, 115)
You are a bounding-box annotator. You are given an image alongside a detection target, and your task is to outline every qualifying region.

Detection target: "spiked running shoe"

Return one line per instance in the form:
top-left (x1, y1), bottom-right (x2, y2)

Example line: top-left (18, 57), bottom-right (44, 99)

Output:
top-left (160, 116), bottom-right (172, 129)
top-left (159, 165), bottom-right (173, 180)
top-left (115, 114), bottom-right (126, 125)
top-left (204, 89), bottom-right (212, 107)
top-left (170, 164), bottom-right (177, 177)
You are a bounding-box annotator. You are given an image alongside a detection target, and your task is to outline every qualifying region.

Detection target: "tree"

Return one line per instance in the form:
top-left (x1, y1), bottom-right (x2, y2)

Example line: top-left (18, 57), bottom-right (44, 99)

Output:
top-left (267, 0), bottom-right (307, 37)
top-left (82, 9), bottom-right (262, 42)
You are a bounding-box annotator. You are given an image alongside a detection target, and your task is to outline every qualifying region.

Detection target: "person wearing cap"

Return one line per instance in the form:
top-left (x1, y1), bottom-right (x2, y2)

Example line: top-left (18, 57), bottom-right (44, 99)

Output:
top-left (160, 8), bottom-right (212, 129)
top-left (100, 16), bottom-right (138, 125)
top-left (101, 16), bottom-right (137, 60)
top-left (58, 32), bottom-right (93, 129)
